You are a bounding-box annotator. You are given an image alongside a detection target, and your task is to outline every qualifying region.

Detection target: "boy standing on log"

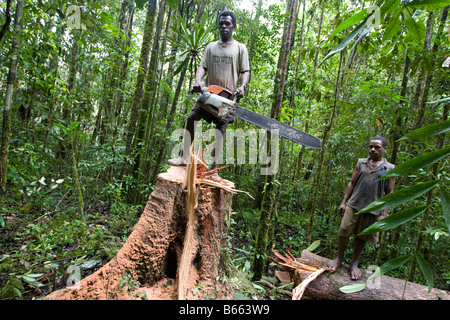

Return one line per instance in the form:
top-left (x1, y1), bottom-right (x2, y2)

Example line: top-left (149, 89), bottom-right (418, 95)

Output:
top-left (330, 136), bottom-right (395, 280)
top-left (168, 10), bottom-right (250, 176)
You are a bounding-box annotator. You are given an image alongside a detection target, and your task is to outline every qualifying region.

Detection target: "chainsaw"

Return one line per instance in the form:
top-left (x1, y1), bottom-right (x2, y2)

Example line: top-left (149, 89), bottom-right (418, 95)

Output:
top-left (190, 85), bottom-right (321, 149)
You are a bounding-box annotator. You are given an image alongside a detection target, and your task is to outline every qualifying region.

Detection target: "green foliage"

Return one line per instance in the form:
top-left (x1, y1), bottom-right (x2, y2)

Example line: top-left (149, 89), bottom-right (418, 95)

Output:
top-left (1, 0), bottom-right (448, 298)
top-left (406, 0), bottom-right (450, 11)
top-left (167, 13), bottom-right (216, 74)
top-left (360, 206), bottom-right (428, 235)
top-left (358, 180), bottom-right (439, 214)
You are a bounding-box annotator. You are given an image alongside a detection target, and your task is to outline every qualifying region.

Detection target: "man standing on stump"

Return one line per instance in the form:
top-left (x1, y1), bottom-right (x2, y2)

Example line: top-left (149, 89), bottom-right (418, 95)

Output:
top-left (168, 10), bottom-right (250, 178)
top-left (330, 136), bottom-right (395, 280)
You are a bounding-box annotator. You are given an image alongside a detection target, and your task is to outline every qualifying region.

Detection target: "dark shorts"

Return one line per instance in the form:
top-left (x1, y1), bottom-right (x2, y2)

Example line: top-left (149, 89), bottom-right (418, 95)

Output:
top-left (338, 206), bottom-right (379, 243)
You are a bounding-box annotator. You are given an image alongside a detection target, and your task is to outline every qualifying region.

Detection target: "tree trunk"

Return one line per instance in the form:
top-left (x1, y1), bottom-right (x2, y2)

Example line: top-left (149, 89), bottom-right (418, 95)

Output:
top-left (137, 0), bottom-right (167, 194)
top-left (0, 0), bottom-right (12, 44)
top-left (123, 0), bottom-right (157, 175)
top-left (253, 0), bottom-right (299, 281)
top-left (44, 166), bottom-right (242, 300)
top-left (306, 48), bottom-right (345, 244)
top-left (415, 7), bottom-right (449, 129)
top-left (0, 0), bottom-right (24, 191)
top-left (390, 51), bottom-right (410, 165)
top-left (294, 3), bottom-right (322, 181)
top-left (291, 250), bottom-right (449, 300)
top-left (92, 0), bottom-right (133, 144)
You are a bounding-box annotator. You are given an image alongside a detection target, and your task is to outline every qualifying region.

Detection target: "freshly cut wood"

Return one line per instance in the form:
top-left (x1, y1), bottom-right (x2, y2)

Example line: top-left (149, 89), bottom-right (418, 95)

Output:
top-left (292, 250), bottom-right (450, 300)
top-left (44, 165), bottom-right (240, 300)
top-left (292, 267), bottom-right (327, 300)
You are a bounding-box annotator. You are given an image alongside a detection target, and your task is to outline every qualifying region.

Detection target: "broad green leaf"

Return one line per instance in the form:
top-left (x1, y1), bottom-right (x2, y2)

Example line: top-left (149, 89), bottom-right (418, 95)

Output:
top-left (380, 0), bottom-right (401, 15)
top-left (329, 9), bottom-right (368, 38)
top-left (358, 180), bottom-right (439, 214)
top-left (406, 0), bottom-right (450, 11)
top-left (398, 119), bottom-right (450, 141)
top-left (439, 186), bottom-right (450, 233)
top-left (320, 17), bottom-right (368, 66)
top-left (404, 15), bottom-right (426, 42)
top-left (160, 79), bottom-right (174, 99)
top-left (382, 7), bottom-right (402, 41)
top-left (379, 254), bottom-right (412, 275)
top-left (69, 121), bottom-right (80, 131)
top-left (380, 146), bottom-right (450, 179)
top-left (426, 97), bottom-right (450, 104)
top-left (350, 27), bottom-right (373, 52)
top-left (174, 54), bottom-right (189, 75)
top-left (339, 283), bottom-right (366, 293)
top-left (306, 240), bottom-right (320, 252)
top-left (414, 252), bottom-right (434, 293)
top-left (359, 205), bottom-right (427, 235)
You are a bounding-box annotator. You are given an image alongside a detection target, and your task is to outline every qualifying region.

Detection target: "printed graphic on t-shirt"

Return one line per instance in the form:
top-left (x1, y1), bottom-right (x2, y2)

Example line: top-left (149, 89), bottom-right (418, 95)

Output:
top-left (213, 55), bottom-right (233, 65)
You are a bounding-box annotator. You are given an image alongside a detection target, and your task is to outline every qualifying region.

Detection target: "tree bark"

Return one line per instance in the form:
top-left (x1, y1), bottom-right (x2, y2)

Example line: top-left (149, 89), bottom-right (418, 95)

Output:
top-left (44, 166), bottom-right (240, 300)
top-left (253, 0), bottom-right (299, 281)
top-left (0, 0), bottom-right (12, 44)
top-left (291, 250), bottom-right (450, 300)
top-left (123, 0), bottom-right (157, 174)
top-left (390, 51), bottom-right (410, 165)
top-left (0, 0), bottom-right (24, 191)
top-left (306, 48), bottom-right (344, 244)
top-left (415, 7), bottom-right (449, 129)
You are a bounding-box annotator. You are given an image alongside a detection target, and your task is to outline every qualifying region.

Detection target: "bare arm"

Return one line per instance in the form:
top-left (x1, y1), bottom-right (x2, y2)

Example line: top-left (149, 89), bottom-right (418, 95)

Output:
top-left (338, 162), bottom-right (359, 215)
top-left (193, 65), bottom-right (207, 91)
top-left (378, 177), bottom-right (395, 220)
top-left (236, 70), bottom-right (250, 98)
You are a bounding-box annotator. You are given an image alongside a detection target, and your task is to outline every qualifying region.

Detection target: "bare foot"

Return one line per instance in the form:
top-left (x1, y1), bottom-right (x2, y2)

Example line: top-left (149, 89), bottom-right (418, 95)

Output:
top-left (349, 261), bottom-right (362, 280)
top-left (329, 258), bottom-right (342, 272)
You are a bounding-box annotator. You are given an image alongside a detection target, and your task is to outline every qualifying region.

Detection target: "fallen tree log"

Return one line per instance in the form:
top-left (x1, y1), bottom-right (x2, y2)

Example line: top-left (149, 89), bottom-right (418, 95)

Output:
top-left (291, 250), bottom-right (449, 300)
top-left (44, 165), bottom-right (249, 300)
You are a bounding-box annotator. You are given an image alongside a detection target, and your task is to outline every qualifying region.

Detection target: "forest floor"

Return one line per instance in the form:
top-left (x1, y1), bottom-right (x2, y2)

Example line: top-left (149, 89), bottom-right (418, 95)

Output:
top-left (0, 198), bottom-right (293, 300)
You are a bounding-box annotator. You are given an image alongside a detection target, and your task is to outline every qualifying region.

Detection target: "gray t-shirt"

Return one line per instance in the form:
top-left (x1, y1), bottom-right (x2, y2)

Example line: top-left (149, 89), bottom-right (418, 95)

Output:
top-left (347, 157), bottom-right (395, 216)
top-left (200, 40), bottom-right (250, 92)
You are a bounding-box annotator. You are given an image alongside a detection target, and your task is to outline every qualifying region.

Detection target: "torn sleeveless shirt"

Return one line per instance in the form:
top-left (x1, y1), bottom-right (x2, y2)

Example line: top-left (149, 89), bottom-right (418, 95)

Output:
top-left (347, 157), bottom-right (395, 216)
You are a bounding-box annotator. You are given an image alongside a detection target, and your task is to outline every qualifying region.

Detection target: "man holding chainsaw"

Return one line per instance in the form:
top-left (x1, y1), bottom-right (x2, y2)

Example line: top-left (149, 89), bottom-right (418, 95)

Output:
top-left (168, 10), bottom-right (250, 176)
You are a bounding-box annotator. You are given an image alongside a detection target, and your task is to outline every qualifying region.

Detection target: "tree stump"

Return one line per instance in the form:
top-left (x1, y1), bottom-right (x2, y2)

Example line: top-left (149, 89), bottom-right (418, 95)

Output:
top-left (292, 250), bottom-right (450, 300)
top-left (44, 166), bottom-right (239, 300)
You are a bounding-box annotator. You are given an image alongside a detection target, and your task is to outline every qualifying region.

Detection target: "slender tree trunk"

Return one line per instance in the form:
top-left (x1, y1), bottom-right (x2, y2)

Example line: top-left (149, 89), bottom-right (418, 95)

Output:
top-left (62, 31), bottom-right (80, 124)
top-left (92, 0), bottom-right (132, 144)
top-left (306, 49), bottom-right (345, 245)
top-left (0, 0), bottom-right (24, 191)
top-left (294, 3), bottom-right (322, 180)
top-left (137, 1), bottom-right (167, 193)
top-left (0, 0), bottom-right (12, 44)
top-left (248, 0), bottom-right (264, 63)
top-left (114, 2), bottom-right (135, 133)
top-left (415, 7), bottom-right (449, 129)
top-left (390, 51), bottom-right (411, 165)
top-left (123, 0), bottom-right (157, 177)
top-left (253, 0), bottom-right (299, 281)
top-left (411, 11), bottom-right (434, 130)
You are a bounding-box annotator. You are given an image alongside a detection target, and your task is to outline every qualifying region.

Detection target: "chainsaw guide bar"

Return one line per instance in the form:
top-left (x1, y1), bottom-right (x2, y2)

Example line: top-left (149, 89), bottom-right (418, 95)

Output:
top-left (194, 85), bottom-right (321, 149)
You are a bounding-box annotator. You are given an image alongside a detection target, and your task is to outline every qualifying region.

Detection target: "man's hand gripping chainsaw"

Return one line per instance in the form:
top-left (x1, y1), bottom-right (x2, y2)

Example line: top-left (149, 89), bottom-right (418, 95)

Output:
top-left (188, 85), bottom-right (240, 124)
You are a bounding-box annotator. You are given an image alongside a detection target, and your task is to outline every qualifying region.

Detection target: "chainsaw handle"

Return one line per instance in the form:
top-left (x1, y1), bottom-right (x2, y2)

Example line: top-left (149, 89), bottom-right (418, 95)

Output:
top-left (233, 89), bottom-right (242, 103)
top-left (190, 85), bottom-right (208, 94)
